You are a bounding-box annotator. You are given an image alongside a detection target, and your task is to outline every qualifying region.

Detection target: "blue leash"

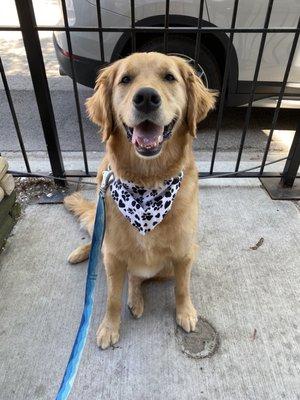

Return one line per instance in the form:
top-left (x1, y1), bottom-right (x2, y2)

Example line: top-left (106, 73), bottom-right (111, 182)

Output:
top-left (55, 170), bottom-right (114, 400)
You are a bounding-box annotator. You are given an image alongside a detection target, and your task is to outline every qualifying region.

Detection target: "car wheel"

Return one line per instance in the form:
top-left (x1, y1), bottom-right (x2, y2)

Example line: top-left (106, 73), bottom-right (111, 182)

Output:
top-left (138, 36), bottom-right (221, 91)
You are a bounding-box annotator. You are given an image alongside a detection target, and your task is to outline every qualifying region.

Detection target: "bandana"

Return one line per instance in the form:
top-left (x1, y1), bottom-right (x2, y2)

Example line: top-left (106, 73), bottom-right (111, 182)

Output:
top-left (109, 172), bottom-right (183, 235)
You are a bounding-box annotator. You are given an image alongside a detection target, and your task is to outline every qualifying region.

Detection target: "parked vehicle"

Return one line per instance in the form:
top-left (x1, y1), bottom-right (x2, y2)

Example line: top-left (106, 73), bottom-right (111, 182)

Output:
top-left (54, 0), bottom-right (300, 108)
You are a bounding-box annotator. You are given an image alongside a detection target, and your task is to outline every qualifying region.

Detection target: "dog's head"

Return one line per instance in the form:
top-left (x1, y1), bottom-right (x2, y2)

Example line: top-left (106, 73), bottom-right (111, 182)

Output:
top-left (87, 52), bottom-right (216, 159)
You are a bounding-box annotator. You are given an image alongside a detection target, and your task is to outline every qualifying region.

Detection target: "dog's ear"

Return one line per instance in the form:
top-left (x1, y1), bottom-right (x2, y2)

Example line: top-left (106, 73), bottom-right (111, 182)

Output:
top-left (86, 63), bottom-right (117, 142)
top-left (175, 57), bottom-right (217, 137)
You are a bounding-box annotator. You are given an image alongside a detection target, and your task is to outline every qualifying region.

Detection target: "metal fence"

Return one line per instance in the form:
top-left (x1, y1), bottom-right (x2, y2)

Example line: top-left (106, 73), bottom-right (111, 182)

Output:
top-left (0, 0), bottom-right (299, 196)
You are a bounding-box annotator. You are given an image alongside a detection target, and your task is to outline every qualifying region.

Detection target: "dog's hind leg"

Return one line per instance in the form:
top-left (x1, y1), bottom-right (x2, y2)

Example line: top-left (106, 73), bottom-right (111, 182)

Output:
top-left (127, 274), bottom-right (144, 319)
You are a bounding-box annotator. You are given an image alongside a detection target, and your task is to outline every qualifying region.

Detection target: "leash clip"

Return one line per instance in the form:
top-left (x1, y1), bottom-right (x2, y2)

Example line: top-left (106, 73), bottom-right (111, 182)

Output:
top-left (100, 168), bottom-right (114, 197)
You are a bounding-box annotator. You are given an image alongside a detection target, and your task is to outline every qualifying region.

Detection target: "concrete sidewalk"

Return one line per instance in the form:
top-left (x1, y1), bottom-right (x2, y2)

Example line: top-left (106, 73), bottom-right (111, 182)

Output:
top-left (0, 179), bottom-right (299, 400)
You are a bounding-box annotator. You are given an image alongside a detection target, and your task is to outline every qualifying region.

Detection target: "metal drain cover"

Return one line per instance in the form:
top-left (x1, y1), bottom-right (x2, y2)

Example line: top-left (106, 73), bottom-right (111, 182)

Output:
top-left (175, 316), bottom-right (219, 359)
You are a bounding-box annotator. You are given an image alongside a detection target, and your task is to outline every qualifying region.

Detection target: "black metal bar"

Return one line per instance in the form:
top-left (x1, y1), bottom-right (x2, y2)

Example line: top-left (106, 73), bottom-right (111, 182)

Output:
top-left (11, 171), bottom-right (291, 179)
top-left (260, 17), bottom-right (300, 174)
top-left (0, 26), bottom-right (21, 31)
top-left (0, 57), bottom-right (31, 172)
top-left (280, 123), bottom-right (300, 187)
top-left (130, 0), bottom-right (136, 52)
top-left (163, 0), bottom-right (170, 53)
top-left (14, 0), bottom-right (65, 183)
top-left (61, 0), bottom-right (89, 175)
top-left (71, 171), bottom-right (288, 179)
top-left (28, 27), bottom-right (300, 34)
top-left (209, 0), bottom-right (239, 174)
top-left (1, 26), bottom-right (300, 33)
top-left (235, 0), bottom-right (274, 172)
top-left (69, 171), bottom-right (287, 179)
top-left (95, 0), bottom-right (105, 63)
top-left (194, 0), bottom-right (205, 67)
top-left (199, 172), bottom-right (287, 178)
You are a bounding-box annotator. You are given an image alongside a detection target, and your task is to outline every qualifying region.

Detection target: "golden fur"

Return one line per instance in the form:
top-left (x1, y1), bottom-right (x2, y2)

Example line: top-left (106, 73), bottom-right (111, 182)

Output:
top-left (64, 52), bottom-right (216, 349)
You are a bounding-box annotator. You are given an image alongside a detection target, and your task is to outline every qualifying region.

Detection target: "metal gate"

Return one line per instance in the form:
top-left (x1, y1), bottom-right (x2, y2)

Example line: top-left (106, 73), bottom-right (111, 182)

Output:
top-left (0, 0), bottom-right (299, 199)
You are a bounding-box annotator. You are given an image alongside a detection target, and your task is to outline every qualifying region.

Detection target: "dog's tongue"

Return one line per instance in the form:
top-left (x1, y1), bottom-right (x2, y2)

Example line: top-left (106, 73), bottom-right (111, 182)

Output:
top-left (132, 121), bottom-right (164, 147)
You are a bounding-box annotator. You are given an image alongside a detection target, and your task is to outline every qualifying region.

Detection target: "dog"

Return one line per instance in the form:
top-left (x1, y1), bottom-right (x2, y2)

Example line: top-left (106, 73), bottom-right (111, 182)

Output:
top-left (64, 52), bottom-right (216, 349)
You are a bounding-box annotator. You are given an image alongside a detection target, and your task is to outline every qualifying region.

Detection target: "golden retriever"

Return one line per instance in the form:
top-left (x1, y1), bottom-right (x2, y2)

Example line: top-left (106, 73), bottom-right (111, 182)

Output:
top-left (64, 52), bottom-right (216, 349)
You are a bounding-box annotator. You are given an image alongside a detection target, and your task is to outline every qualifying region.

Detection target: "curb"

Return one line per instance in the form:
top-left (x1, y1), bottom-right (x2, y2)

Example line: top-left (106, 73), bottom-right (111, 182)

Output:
top-left (0, 192), bottom-right (21, 252)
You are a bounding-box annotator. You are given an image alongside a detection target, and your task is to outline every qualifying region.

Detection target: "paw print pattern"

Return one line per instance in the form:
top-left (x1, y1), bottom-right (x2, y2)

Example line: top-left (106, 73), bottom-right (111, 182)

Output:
top-left (141, 212), bottom-right (153, 221)
top-left (111, 190), bottom-right (119, 201)
top-left (121, 192), bottom-right (130, 201)
top-left (110, 171), bottom-right (183, 235)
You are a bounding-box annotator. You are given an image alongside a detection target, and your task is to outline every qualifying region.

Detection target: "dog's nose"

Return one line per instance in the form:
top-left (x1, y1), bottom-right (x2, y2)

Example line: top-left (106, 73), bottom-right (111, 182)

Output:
top-left (133, 87), bottom-right (161, 113)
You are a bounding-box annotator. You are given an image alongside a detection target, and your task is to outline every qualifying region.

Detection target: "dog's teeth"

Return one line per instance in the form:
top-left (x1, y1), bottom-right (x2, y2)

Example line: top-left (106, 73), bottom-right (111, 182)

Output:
top-left (138, 138), bottom-right (162, 149)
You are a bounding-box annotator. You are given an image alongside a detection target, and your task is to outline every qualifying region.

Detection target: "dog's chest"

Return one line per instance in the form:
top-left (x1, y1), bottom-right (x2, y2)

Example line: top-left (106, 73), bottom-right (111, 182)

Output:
top-left (128, 263), bottom-right (165, 279)
top-left (104, 170), bottom-right (198, 277)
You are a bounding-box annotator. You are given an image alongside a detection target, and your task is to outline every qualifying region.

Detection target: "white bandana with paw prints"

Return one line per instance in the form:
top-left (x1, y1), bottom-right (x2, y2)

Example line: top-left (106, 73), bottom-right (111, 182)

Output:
top-left (109, 172), bottom-right (183, 235)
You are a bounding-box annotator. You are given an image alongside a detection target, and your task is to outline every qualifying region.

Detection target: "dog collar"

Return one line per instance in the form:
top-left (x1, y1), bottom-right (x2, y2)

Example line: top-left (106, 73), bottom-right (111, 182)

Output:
top-left (109, 172), bottom-right (183, 235)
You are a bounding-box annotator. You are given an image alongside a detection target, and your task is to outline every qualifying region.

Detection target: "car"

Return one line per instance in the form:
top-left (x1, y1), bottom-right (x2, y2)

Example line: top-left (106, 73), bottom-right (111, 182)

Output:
top-left (53, 0), bottom-right (300, 108)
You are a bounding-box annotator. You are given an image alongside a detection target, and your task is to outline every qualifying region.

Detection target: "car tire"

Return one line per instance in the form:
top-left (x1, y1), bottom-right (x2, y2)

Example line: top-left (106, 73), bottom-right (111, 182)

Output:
top-left (138, 36), bottom-right (222, 91)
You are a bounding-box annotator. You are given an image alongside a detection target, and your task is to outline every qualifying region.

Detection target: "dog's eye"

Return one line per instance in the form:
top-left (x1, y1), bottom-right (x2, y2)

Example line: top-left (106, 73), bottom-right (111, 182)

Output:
top-left (120, 75), bottom-right (132, 84)
top-left (164, 73), bottom-right (176, 82)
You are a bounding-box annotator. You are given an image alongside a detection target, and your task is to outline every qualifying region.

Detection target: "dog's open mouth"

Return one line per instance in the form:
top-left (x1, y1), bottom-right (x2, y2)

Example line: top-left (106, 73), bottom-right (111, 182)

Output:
top-left (124, 119), bottom-right (177, 157)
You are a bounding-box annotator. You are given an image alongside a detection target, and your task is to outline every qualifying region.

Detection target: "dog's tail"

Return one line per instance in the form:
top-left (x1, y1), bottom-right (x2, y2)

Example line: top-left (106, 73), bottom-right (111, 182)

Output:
top-left (64, 192), bottom-right (96, 236)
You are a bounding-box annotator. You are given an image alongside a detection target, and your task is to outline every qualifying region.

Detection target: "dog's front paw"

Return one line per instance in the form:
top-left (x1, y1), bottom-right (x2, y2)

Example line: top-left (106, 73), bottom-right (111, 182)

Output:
top-left (176, 304), bottom-right (198, 333)
top-left (96, 321), bottom-right (120, 350)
